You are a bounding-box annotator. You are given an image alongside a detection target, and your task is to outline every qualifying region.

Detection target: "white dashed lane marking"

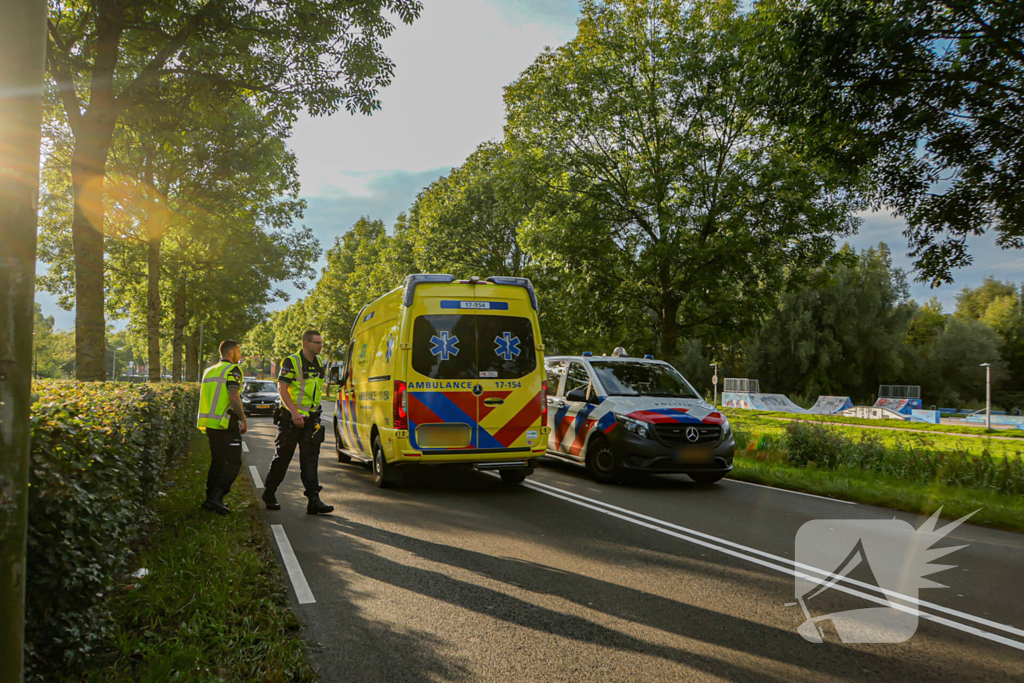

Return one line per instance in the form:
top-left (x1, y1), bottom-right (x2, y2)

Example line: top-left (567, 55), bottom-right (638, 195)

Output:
top-left (241, 440), bottom-right (249, 453)
top-left (272, 525), bottom-right (315, 605)
top-left (249, 466), bottom-right (264, 489)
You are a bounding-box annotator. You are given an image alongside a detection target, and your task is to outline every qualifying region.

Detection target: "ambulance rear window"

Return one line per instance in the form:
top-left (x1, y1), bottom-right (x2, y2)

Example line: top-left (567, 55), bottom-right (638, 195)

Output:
top-left (412, 314), bottom-right (537, 380)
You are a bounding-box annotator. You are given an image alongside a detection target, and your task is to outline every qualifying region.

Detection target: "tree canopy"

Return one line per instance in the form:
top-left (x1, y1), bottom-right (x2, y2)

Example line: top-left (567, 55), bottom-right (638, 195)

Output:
top-left (752, 0), bottom-right (1024, 285)
top-left (505, 0), bottom-right (860, 359)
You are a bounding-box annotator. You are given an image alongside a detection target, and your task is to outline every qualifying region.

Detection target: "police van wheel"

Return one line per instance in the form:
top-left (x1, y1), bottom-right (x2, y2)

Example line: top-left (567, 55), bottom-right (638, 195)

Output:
top-left (499, 468), bottom-right (528, 485)
top-left (585, 437), bottom-right (621, 484)
top-left (333, 417), bottom-right (351, 463)
top-left (372, 436), bottom-right (397, 488)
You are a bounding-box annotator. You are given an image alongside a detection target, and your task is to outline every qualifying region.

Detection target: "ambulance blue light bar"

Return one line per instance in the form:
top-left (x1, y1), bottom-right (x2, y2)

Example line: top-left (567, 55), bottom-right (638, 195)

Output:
top-left (484, 276), bottom-right (539, 310)
top-left (403, 273), bottom-right (455, 306)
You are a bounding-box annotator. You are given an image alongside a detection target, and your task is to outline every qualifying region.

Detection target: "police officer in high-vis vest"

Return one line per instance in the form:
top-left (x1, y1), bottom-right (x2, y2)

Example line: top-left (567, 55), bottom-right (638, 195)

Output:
top-left (196, 339), bottom-right (247, 515)
top-left (262, 329), bottom-right (334, 515)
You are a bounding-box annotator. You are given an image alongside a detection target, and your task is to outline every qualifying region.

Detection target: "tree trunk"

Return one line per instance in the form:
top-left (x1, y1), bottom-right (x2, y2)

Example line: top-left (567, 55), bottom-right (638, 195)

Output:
top-left (660, 292), bottom-right (680, 362)
top-left (171, 279), bottom-right (186, 382)
top-left (70, 136), bottom-right (114, 381)
top-left (144, 156), bottom-right (162, 382)
top-left (69, 5), bottom-right (125, 381)
top-left (185, 329), bottom-right (199, 382)
top-left (146, 235), bottom-right (161, 381)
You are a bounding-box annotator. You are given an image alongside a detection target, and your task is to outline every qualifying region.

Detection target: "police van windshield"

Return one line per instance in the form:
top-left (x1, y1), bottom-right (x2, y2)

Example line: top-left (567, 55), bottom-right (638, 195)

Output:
top-left (243, 381), bottom-right (277, 393)
top-left (589, 361), bottom-right (700, 399)
top-left (412, 314), bottom-right (536, 380)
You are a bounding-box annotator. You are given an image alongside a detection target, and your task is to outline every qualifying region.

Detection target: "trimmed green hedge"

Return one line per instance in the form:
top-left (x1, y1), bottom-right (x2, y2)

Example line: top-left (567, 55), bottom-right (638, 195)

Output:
top-left (25, 381), bottom-right (199, 679)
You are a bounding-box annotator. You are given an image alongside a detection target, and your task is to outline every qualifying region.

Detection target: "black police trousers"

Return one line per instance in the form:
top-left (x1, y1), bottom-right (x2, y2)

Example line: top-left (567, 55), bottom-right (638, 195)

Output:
top-left (264, 414), bottom-right (322, 495)
top-left (205, 421), bottom-right (243, 498)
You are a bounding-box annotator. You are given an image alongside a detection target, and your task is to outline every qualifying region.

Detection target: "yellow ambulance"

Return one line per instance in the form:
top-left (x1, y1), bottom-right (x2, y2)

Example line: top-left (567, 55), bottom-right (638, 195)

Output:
top-left (333, 274), bottom-right (549, 487)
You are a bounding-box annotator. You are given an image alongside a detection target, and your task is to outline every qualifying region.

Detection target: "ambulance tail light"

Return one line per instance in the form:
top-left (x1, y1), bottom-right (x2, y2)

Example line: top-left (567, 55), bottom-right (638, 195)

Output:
top-left (394, 380), bottom-right (408, 430)
top-left (542, 382), bottom-right (548, 421)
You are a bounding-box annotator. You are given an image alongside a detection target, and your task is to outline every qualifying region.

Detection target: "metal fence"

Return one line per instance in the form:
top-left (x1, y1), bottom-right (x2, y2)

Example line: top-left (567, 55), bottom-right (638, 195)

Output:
top-left (877, 385), bottom-right (921, 399)
top-left (723, 378), bottom-right (760, 394)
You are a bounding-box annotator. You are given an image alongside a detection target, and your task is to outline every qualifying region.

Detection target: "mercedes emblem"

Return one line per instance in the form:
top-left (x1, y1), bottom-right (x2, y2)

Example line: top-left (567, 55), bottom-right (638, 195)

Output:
top-left (685, 427), bottom-right (700, 443)
top-left (472, 384), bottom-right (483, 396)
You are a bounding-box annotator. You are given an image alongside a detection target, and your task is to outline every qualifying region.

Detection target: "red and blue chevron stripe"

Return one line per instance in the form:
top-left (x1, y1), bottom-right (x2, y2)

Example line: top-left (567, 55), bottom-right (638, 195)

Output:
top-left (625, 407), bottom-right (725, 425)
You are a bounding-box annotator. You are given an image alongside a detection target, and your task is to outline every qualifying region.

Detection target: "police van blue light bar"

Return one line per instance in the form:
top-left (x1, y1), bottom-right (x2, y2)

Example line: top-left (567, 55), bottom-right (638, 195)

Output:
top-left (403, 273), bottom-right (455, 306)
top-left (582, 351), bottom-right (593, 357)
top-left (485, 276), bottom-right (539, 310)
top-left (644, 354), bottom-right (654, 359)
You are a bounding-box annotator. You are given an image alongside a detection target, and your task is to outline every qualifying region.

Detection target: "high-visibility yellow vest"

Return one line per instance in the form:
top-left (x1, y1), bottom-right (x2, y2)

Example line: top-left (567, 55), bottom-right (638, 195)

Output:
top-left (196, 360), bottom-right (240, 431)
top-left (284, 352), bottom-right (323, 416)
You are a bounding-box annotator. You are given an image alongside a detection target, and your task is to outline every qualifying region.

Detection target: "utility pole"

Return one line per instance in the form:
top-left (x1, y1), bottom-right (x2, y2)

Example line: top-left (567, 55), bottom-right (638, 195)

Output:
top-left (198, 324), bottom-right (205, 379)
top-left (981, 363), bottom-right (991, 430)
top-left (710, 362), bottom-right (719, 408)
top-left (0, 2), bottom-right (48, 681)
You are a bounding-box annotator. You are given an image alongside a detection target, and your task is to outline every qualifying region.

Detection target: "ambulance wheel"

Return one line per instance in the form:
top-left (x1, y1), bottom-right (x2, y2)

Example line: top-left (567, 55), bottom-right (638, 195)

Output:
top-left (333, 417), bottom-right (351, 463)
top-left (499, 468), bottom-right (528, 485)
top-left (689, 472), bottom-right (725, 485)
top-left (372, 436), bottom-right (397, 488)
top-left (585, 437), bottom-right (621, 484)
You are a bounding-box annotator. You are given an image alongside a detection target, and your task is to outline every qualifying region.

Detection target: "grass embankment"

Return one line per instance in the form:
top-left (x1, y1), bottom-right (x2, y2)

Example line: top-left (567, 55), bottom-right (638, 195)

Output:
top-left (65, 437), bottom-right (315, 683)
top-left (742, 409), bottom-right (1024, 440)
top-left (726, 415), bottom-right (1024, 533)
top-left (729, 411), bottom-right (1024, 460)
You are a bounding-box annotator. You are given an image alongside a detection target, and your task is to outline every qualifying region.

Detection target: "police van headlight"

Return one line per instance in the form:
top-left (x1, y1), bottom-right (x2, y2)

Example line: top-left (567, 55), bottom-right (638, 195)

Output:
top-left (621, 415), bottom-right (651, 439)
top-left (719, 417), bottom-right (732, 444)
top-left (242, 397), bottom-right (251, 404)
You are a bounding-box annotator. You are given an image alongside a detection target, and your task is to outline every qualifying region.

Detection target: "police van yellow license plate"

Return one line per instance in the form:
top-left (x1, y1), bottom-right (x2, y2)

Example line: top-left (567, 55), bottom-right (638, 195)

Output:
top-left (257, 404), bottom-right (272, 409)
top-left (673, 445), bottom-right (714, 464)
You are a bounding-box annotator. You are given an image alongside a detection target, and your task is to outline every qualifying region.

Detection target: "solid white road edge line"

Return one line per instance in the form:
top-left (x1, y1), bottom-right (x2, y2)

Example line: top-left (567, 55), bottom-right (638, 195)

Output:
top-left (241, 440), bottom-right (249, 453)
top-left (249, 465), bottom-right (264, 490)
top-left (724, 478), bottom-right (856, 504)
top-left (271, 525), bottom-right (315, 605)
top-left (516, 477), bottom-right (1024, 649)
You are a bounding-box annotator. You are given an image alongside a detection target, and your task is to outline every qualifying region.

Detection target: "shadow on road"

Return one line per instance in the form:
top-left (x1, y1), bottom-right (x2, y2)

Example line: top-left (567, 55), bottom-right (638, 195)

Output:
top-left (301, 514), bottom-right (999, 683)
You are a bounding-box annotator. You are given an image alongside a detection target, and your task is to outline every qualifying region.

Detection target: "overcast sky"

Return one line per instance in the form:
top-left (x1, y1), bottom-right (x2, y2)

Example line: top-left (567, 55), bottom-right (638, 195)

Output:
top-left (36, 0), bottom-right (1023, 329)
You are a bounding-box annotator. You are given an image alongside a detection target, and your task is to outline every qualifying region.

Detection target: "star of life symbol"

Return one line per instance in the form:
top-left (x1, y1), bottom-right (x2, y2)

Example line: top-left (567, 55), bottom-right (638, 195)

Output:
top-left (385, 334), bottom-right (394, 363)
top-left (430, 331), bottom-right (459, 361)
top-left (791, 508), bottom-right (975, 644)
top-left (494, 332), bottom-right (521, 361)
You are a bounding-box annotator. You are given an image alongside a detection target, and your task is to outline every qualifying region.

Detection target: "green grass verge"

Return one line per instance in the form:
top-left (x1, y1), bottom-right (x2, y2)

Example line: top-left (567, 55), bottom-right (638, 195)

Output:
top-left (726, 408), bottom-right (1024, 439)
top-left (729, 412), bottom-right (1024, 460)
top-left (729, 455), bottom-right (1024, 533)
top-left (62, 436), bottom-right (316, 683)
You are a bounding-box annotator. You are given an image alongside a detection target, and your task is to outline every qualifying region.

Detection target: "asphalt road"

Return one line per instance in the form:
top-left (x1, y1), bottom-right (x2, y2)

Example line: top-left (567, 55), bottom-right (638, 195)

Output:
top-left (237, 404), bottom-right (1024, 682)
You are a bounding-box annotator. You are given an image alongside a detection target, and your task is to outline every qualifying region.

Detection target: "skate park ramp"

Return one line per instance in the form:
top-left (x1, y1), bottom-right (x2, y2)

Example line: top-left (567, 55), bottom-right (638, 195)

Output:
top-left (722, 392), bottom-right (809, 414)
top-left (872, 398), bottom-right (923, 415)
top-left (810, 396), bottom-right (854, 415)
top-left (841, 405), bottom-right (909, 421)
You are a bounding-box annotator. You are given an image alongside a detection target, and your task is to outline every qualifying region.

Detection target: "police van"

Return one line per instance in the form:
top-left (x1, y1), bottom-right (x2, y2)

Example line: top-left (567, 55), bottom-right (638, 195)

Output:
top-left (334, 274), bottom-right (549, 487)
top-left (544, 351), bottom-right (734, 484)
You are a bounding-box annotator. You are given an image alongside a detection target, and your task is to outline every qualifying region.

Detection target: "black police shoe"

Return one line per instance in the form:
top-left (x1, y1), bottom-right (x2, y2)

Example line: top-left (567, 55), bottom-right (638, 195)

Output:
top-left (305, 490), bottom-right (334, 515)
top-left (262, 487), bottom-right (281, 511)
top-left (202, 494), bottom-right (229, 516)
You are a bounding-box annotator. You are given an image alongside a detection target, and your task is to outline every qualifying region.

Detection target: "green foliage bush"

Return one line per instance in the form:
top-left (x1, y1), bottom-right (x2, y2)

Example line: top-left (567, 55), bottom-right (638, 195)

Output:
top-left (785, 422), bottom-right (1024, 495)
top-left (25, 380), bottom-right (199, 679)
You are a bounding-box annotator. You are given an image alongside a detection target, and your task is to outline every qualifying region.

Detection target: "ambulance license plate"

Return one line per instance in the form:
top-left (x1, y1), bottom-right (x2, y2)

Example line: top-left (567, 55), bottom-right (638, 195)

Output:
top-left (673, 446), bottom-right (714, 464)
